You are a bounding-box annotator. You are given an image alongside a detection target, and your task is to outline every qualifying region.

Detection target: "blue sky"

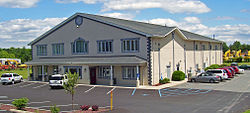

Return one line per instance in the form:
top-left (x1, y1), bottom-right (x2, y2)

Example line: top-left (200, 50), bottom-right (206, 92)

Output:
top-left (0, 0), bottom-right (249, 48)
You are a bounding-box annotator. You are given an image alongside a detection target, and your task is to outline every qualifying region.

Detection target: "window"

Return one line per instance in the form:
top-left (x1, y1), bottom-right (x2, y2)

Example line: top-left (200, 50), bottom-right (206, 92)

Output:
top-left (37, 45), bottom-right (47, 56)
top-left (202, 45), bottom-right (205, 50)
top-left (97, 40), bottom-right (113, 53)
top-left (195, 44), bottom-right (198, 50)
top-left (215, 45), bottom-right (218, 50)
top-left (52, 43), bottom-right (64, 55)
top-left (98, 66), bottom-right (112, 79)
top-left (122, 66), bottom-right (137, 80)
top-left (72, 38), bottom-right (88, 54)
top-left (209, 45), bottom-right (212, 50)
top-left (121, 38), bottom-right (139, 52)
top-left (37, 66), bottom-right (48, 76)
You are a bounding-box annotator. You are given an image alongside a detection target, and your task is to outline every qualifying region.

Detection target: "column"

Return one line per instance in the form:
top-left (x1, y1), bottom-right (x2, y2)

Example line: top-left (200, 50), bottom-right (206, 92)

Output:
top-left (42, 65), bottom-right (44, 82)
top-left (27, 66), bottom-right (30, 81)
top-left (136, 65), bottom-right (140, 87)
top-left (110, 65), bottom-right (113, 86)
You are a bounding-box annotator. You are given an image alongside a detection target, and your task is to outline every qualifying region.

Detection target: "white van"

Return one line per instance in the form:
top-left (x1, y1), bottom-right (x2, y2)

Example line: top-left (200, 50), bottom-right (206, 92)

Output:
top-left (207, 69), bottom-right (228, 80)
top-left (49, 74), bottom-right (68, 89)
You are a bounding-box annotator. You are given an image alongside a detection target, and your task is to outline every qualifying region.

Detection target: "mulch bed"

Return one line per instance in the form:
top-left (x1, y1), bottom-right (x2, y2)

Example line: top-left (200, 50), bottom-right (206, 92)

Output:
top-left (0, 104), bottom-right (110, 113)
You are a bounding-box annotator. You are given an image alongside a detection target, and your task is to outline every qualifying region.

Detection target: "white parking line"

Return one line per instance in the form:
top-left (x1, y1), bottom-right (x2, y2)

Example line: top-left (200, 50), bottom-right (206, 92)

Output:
top-left (0, 96), bottom-right (8, 99)
top-left (32, 84), bottom-right (48, 89)
top-left (19, 83), bottom-right (36, 88)
top-left (84, 86), bottom-right (95, 93)
top-left (107, 87), bottom-right (115, 95)
top-left (28, 101), bottom-right (51, 104)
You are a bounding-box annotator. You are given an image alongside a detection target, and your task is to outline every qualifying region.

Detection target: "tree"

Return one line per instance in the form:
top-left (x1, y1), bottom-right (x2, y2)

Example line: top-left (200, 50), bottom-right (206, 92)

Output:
top-left (222, 42), bottom-right (229, 53)
top-left (63, 72), bottom-right (79, 111)
top-left (229, 41), bottom-right (241, 51)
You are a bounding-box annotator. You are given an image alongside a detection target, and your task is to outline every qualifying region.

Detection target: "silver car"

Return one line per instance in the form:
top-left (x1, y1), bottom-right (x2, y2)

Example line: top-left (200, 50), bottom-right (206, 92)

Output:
top-left (190, 72), bottom-right (221, 83)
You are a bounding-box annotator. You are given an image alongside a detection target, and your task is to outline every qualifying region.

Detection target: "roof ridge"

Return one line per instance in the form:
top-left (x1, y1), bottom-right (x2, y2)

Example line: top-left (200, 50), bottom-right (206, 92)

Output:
top-left (78, 12), bottom-right (171, 28)
top-left (179, 29), bottom-right (220, 42)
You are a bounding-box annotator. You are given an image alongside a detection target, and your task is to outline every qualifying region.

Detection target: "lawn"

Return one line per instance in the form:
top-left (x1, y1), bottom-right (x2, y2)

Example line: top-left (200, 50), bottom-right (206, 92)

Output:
top-left (243, 110), bottom-right (250, 113)
top-left (0, 68), bottom-right (31, 79)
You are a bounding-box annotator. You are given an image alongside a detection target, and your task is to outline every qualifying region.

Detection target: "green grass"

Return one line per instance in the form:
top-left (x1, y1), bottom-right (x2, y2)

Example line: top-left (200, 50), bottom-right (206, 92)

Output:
top-left (0, 68), bottom-right (31, 79)
top-left (243, 110), bottom-right (250, 113)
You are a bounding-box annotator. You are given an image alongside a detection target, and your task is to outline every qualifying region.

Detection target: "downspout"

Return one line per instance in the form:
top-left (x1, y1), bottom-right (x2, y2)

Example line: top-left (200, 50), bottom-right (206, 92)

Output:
top-left (172, 32), bottom-right (175, 72)
top-left (209, 42), bottom-right (211, 65)
top-left (184, 45), bottom-right (187, 75)
top-left (194, 41), bottom-right (196, 70)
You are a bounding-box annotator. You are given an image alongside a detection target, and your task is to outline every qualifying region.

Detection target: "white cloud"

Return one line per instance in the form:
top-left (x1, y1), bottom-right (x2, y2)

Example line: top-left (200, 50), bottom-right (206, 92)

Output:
top-left (101, 12), bottom-right (135, 20)
top-left (184, 17), bottom-right (201, 23)
top-left (56, 0), bottom-right (210, 14)
top-left (240, 9), bottom-right (250, 13)
top-left (0, 0), bottom-right (39, 8)
top-left (145, 17), bottom-right (250, 44)
top-left (0, 17), bottom-right (66, 48)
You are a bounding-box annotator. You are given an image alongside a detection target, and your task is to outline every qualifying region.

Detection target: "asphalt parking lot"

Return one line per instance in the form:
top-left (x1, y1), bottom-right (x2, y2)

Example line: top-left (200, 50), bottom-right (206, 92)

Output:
top-left (0, 71), bottom-right (250, 113)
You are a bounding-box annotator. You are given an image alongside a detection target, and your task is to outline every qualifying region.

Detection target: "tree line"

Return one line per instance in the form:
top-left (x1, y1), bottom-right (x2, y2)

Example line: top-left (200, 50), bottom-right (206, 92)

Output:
top-left (223, 41), bottom-right (250, 53)
top-left (0, 47), bottom-right (32, 63)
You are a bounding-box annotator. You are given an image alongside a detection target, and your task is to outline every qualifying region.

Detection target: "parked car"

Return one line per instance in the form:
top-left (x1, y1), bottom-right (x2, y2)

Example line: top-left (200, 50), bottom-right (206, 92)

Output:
top-left (49, 74), bottom-right (68, 89)
top-left (206, 69), bottom-right (228, 81)
top-left (231, 66), bottom-right (240, 74)
top-left (239, 64), bottom-right (250, 70)
top-left (232, 66), bottom-right (244, 74)
top-left (218, 68), bottom-right (233, 78)
top-left (0, 73), bottom-right (23, 85)
top-left (231, 62), bottom-right (238, 66)
top-left (225, 67), bottom-right (236, 76)
top-left (190, 72), bottom-right (221, 83)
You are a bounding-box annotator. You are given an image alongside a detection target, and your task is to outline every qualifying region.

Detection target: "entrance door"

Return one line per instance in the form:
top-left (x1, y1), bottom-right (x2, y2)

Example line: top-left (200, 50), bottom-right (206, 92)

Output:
top-left (90, 68), bottom-right (96, 85)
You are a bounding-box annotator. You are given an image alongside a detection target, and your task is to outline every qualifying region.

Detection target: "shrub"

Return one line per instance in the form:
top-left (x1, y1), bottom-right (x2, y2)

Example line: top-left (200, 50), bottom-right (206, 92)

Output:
top-left (92, 105), bottom-right (98, 111)
top-left (12, 97), bottom-right (29, 110)
top-left (50, 105), bottom-right (60, 113)
top-left (172, 71), bottom-right (185, 81)
top-left (80, 105), bottom-right (90, 111)
top-left (159, 78), bottom-right (170, 84)
top-left (19, 68), bottom-right (23, 71)
top-left (6, 67), bottom-right (11, 71)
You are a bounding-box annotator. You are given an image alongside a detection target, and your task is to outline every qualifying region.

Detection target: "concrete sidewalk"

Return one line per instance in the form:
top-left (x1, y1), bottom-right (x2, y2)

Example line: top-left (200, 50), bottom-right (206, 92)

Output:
top-left (27, 78), bottom-right (188, 90)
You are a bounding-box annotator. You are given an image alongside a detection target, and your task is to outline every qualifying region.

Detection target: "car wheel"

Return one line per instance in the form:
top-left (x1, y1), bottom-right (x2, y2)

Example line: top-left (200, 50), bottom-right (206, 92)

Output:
top-left (209, 79), bottom-right (215, 83)
top-left (20, 78), bottom-right (23, 82)
top-left (2, 83), bottom-right (5, 85)
top-left (12, 80), bottom-right (15, 84)
top-left (50, 86), bottom-right (54, 89)
top-left (191, 79), bottom-right (196, 82)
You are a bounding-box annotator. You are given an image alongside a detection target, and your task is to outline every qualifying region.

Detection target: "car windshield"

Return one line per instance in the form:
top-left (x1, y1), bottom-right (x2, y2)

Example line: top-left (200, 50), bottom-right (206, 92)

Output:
top-left (1, 74), bottom-right (12, 77)
top-left (207, 70), bottom-right (222, 73)
top-left (50, 76), bottom-right (63, 80)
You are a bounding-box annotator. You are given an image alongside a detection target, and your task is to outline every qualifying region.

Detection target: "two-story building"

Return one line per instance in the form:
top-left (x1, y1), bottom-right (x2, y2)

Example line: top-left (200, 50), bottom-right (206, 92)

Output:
top-left (25, 13), bottom-right (223, 86)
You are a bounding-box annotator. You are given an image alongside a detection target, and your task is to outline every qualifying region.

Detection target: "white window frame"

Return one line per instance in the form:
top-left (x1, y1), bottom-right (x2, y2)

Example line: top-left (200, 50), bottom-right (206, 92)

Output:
top-left (121, 38), bottom-right (139, 52)
top-left (52, 43), bottom-right (64, 55)
top-left (97, 40), bottom-right (113, 53)
top-left (98, 66), bottom-right (112, 79)
top-left (122, 66), bottom-right (137, 80)
top-left (37, 45), bottom-right (47, 56)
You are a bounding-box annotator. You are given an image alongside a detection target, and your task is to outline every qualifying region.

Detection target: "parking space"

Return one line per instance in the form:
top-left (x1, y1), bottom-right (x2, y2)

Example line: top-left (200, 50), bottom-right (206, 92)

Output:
top-left (0, 71), bottom-right (250, 112)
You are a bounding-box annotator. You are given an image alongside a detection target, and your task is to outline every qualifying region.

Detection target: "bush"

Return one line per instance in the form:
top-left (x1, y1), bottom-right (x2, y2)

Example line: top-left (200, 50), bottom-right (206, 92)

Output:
top-left (205, 64), bottom-right (221, 71)
top-left (12, 98), bottom-right (29, 110)
top-left (19, 68), bottom-right (23, 71)
top-left (159, 78), bottom-right (170, 84)
top-left (80, 105), bottom-right (90, 111)
top-left (92, 105), bottom-right (98, 111)
top-left (172, 71), bottom-right (185, 81)
top-left (50, 105), bottom-right (60, 113)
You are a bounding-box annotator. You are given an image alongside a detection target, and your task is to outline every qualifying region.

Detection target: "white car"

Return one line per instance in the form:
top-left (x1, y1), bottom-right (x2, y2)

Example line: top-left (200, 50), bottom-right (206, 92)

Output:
top-left (0, 73), bottom-right (23, 85)
top-left (49, 74), bottom-right (68, 89)
top-left (206, 69), bottom-right (228, 80)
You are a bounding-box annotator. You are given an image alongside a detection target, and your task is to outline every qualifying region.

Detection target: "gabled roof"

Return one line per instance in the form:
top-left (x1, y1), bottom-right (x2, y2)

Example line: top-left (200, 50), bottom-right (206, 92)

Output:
top-left (28, 13), bottom-right (222, 45)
